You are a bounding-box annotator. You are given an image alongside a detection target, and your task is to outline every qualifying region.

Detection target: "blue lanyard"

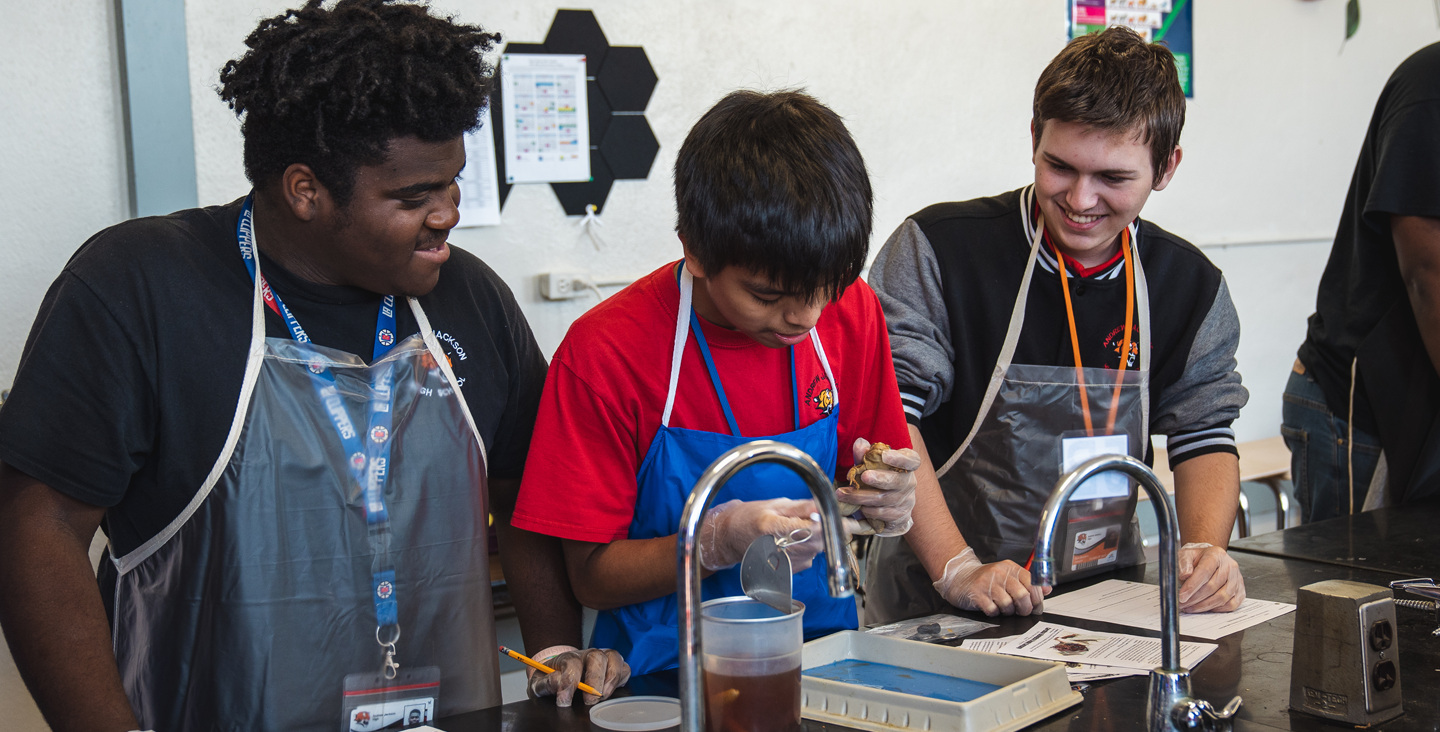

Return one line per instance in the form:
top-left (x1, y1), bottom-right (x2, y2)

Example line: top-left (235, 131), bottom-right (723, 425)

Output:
top-left (236, 196), bottom-right (403, 630)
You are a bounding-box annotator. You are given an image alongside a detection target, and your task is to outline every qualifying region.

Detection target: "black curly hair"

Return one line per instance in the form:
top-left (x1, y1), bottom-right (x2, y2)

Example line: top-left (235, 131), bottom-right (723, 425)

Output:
top-left (218, 0), bottom-right (499, 205)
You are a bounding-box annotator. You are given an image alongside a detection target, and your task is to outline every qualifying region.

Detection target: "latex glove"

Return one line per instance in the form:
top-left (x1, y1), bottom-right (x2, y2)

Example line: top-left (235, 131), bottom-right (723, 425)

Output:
top-left (838, 438), bottom-right (921, 537)
top-left (933, 547), bottom-right (1049, 616)
top-left (698, 498), bottom-right (823, 572)
top-left (526, 646), bottom-right (631, 707)
top-left (1177, 542), bottom-right (1246, 613)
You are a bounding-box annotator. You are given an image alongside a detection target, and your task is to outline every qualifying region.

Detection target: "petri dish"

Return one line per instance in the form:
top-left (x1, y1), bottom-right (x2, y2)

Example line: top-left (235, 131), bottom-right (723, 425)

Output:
top-left (587, 695), bottom-right (682, 731)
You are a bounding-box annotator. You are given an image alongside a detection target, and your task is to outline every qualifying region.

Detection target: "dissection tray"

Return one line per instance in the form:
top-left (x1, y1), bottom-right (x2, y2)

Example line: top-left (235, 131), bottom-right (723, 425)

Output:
top-left (801, 630), bottom-right (1083, 732)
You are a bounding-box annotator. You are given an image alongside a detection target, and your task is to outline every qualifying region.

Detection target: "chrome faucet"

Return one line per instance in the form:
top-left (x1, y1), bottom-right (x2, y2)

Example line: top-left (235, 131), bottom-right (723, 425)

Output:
top-left (676, 440), bottom-right (856, 732)
top-left (1032, 454), bottom-right (1243, 732)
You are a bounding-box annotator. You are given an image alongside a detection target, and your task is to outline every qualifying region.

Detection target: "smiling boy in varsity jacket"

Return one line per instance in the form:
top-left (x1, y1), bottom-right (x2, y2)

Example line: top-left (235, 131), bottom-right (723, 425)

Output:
top-left (864, 26), bottom-right (1250, 624)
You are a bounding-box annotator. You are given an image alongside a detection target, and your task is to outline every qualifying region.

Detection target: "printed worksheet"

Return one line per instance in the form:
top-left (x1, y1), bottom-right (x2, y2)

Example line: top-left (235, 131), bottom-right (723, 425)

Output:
top-left (978, 622), bottom-right (1215, 671)
top-left (500, 53), bottom-right (590, 183)
top-left (456, 105), bottom-right (501, 227)
top-left (1044, 580), bottom-right (1296, 640)
top-left (961, 637), bottom-right (1144, 682)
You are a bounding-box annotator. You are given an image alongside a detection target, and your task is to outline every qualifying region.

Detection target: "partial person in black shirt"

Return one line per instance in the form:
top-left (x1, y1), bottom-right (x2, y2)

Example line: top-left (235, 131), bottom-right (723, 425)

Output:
top-left (1290, 42), bottom-right (1440, 522)
top-left (0, 3), bottom-right (627, 731)
top-left (866, 27), bottom-right (1249, 625)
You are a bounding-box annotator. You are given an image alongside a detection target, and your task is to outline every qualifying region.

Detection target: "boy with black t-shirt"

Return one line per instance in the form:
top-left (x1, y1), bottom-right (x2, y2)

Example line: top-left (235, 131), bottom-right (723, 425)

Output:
top-left (0, 3), bottom-right (625, 731)
top-left (1288, 42), bottom-right (1440, 520)
top-left (865, 27), bottom-right (1250, 625)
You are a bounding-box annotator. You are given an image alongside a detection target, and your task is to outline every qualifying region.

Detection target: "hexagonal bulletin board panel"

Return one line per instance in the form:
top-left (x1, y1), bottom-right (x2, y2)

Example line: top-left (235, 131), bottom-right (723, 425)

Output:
top-left (489, 10), bottom-right (659, 215)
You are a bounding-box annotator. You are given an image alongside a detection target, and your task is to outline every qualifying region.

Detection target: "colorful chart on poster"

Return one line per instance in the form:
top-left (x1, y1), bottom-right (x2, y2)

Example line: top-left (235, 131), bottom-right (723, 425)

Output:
top-left (1069, 0), bottom-right (1193, 97)
top-left (500, 53), bottom-right (591, 183)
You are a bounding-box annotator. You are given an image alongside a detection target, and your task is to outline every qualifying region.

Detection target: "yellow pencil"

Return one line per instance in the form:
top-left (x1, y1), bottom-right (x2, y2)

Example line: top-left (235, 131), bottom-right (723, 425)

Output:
top-left (498, 645), bottom-right (601, 696)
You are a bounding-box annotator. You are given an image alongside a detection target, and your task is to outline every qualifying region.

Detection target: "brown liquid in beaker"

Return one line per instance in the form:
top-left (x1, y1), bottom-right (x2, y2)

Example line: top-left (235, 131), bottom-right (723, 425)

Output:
top-left (703, 666), bottom-right (801, 732)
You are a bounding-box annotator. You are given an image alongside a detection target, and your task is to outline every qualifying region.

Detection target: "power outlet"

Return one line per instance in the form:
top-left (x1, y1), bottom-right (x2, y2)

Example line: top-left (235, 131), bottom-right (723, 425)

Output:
top-left (540, 272), bottom-right (587, 300)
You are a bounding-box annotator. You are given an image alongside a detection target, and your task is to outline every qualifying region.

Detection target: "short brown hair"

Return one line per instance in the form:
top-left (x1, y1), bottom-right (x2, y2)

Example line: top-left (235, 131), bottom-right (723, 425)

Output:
top-left (1033, 26), bottom-right (1185, 181)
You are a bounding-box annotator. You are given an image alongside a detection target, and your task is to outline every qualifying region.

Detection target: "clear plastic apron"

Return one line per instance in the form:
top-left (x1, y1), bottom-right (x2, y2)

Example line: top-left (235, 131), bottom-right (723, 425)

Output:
top-left (867, 186), bottom-right (1151, 624)
top-left (108, 243), bottom-right (501, 731)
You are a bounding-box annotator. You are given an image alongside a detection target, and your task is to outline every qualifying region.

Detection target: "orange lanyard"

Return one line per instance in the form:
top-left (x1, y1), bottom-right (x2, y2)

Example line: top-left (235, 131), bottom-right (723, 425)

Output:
top-left (1056, 227), bottom-right (1135, 436)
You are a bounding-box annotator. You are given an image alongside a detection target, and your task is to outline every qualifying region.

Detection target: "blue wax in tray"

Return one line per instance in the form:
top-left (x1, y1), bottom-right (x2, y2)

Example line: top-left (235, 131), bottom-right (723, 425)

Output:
top-left (803, 660), bottom-right (1002, 703)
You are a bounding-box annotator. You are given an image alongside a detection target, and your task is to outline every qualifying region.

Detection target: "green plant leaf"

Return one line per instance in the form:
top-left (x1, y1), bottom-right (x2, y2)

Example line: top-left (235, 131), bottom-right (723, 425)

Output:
top-left (1346, 0), bottom-right (1361, 40)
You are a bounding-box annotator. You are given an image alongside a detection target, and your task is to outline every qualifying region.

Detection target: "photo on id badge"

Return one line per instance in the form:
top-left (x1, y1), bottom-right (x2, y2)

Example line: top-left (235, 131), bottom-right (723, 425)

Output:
top-left (342, 666), bottom-right (440, 731)
top-left (1060, 432), bottom-right (1132, 572)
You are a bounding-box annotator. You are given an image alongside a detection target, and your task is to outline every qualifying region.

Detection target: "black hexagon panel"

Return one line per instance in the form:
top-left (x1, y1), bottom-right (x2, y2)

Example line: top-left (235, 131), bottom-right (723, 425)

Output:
top-left (488, 10), bottom-right (659, 215)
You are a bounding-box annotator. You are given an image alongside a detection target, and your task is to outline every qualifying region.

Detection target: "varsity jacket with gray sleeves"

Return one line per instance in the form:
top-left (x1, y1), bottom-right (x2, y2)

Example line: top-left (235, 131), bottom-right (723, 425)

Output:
top-left (868, 188), bottom-right (1248, 468)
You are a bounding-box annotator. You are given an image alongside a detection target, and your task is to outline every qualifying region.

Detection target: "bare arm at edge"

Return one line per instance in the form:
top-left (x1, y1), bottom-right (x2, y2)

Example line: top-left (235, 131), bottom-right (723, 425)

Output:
top-left (490, 478), bottom-right (585, 653)
top-left (900, 425), bottom-right (969, 579)
top-left (1171, 452), bottom-right (1241, 549)
top-left (1394, 215), bottom-right (1440, 376)
top-left (0, 462), bottom-right (138, 732)
top-left (562, 535), bottom-right (688, 611)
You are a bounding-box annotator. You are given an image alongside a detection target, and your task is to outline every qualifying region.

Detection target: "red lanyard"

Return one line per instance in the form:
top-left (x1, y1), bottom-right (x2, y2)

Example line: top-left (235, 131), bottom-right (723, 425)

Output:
top-left (1055, 227), bottom-right (1135, 436)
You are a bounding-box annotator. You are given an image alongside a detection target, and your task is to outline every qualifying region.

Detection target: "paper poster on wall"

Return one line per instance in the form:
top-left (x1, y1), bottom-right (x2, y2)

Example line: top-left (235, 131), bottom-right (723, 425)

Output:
top-left (500, 53), bottom-right (591, 183)
top-left (1069, 0), bottom-right (1193, 98)
top-left (456, 104), bottom-right (501, 228)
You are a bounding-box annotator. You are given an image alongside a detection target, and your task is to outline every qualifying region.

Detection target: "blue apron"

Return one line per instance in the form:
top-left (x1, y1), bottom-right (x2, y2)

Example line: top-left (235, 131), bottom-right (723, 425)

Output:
top-left (590, 266), bottom-right (857, 675)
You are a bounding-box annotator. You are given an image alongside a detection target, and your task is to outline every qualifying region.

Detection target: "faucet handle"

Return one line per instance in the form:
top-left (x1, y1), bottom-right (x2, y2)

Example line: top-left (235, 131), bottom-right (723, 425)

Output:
top-left (1172, 696), bottom-right (1241, 732)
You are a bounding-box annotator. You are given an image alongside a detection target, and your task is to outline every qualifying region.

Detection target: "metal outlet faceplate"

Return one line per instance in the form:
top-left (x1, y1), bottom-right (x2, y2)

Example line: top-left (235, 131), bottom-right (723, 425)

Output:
top-left (1358, 599), bottom-right (1402, 713)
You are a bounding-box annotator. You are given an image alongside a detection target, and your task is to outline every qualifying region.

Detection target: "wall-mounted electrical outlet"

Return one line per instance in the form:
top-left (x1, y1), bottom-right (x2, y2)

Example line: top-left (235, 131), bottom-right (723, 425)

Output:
top-left (540, 272), bottom-right (588, 300)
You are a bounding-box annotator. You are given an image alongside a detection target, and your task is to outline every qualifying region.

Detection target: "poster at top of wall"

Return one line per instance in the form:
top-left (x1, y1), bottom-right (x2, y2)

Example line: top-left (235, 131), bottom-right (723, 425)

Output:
top-left (1069, 0), bottom-right (1193, 98)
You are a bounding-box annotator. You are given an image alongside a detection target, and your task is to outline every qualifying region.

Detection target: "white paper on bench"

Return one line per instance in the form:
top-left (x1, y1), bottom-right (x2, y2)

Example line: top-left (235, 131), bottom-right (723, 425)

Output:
top-left (964, 622), bottom-right (1216, 672)
top-left (960, 637), bottom-right (1143, 681)
top-left (1043, 579), bottom-right (1296, 640)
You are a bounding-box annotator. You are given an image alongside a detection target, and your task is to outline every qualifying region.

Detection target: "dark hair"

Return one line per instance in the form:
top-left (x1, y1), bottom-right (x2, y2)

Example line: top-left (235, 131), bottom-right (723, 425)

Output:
top-left (674, 90), bottom-right (872, 302)
top-left (218, 0), bottom-right (499, 205)
top-left (1033, 26), bottom-right (1185, 181)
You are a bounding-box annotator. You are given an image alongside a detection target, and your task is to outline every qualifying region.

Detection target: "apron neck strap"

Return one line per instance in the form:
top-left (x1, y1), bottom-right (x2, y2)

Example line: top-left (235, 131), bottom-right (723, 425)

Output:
top-left (663, 263), bottom-right (836, 431)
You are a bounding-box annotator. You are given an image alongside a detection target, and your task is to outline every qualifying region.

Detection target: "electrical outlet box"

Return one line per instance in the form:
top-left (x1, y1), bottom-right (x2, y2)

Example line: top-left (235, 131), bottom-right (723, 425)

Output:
top-left (1290, 580), bottom-right (1403, 726)
top-left (540, 272), bottom-right (587, 300)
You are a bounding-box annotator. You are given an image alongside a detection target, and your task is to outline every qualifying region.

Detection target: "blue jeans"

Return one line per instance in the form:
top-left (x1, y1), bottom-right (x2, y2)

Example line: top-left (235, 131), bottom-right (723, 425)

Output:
top-left (1281, 366), bottom-right (1382, 523)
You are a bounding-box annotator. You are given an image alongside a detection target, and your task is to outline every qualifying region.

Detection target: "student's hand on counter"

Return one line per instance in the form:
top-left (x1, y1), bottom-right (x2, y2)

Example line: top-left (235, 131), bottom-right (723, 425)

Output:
top-left (933, 547), bottom-right (1049, 616)
top-left (526, 647), bottom-right (631, 707)
top-left (840, 438), bottom-right (922, 536)
top-left (698, 498), bottom-right (823, 571)
top-left (1177, 542), bottom-right (1246, 613)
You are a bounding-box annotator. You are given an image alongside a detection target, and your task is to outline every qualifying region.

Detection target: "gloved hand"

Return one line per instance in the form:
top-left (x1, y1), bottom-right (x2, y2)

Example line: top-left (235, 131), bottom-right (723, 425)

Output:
top-left (1177, 542), bottom-right (1245, 613)
top-left (698, 498), bottom-right (824, 572)
top-left (933, 547), bottom-right (1049, 616)
top-left (839, 438), bottom-right (921, 536)
top-left (526, 646), bottom-right (631, 707)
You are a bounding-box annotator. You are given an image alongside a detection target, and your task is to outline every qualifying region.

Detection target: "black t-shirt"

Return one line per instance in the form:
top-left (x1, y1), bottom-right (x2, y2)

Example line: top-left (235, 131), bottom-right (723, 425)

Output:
top-left (0, 198), bottom-right (547, 560)
top-left (1299, 42), bottom-right (1440, 433)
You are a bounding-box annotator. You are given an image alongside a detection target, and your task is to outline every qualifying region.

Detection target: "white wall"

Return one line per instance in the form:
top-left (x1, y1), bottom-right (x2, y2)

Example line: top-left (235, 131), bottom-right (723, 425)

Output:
top-left (0, 0), bottom-right (129, 389)
top-left (179, 0), bottom-right (1440, 442)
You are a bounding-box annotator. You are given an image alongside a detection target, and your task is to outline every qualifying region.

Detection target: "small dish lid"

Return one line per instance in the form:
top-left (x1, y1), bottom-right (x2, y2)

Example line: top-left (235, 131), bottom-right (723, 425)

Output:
top-left (588, 695), bottom-right (682, 731)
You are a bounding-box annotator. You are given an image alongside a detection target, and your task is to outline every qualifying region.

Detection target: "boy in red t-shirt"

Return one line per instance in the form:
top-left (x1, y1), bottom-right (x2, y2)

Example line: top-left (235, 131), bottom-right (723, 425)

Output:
top-left (511, 90), bottom-right (917, 675)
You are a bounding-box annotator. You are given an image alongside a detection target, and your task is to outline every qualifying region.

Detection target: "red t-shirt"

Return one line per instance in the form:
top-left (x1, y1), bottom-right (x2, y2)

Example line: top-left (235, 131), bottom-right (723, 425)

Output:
top-left (512, 261), bottom-right (912, 543)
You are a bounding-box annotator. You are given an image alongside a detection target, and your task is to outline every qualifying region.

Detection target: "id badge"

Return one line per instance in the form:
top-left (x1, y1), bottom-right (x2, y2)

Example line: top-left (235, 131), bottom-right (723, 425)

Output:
top-left (342, 666), bottom-right (441, 731)
top-left (1060, 433), bottom-right (1131, 501)
top-left (1065, 514), bottom-right (1123, 571)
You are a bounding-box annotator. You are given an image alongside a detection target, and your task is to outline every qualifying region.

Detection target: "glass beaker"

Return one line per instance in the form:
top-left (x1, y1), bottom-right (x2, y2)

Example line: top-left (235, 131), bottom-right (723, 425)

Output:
top-left (701, 596), bottom-right (804, 732)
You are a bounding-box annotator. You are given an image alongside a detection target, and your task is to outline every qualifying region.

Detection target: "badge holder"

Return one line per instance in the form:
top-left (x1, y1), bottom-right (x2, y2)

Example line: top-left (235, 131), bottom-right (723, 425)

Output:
top-left (341, 626), bottom-right (442, 731)
top-left (1058, 430), bottom-right (1140, 579)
